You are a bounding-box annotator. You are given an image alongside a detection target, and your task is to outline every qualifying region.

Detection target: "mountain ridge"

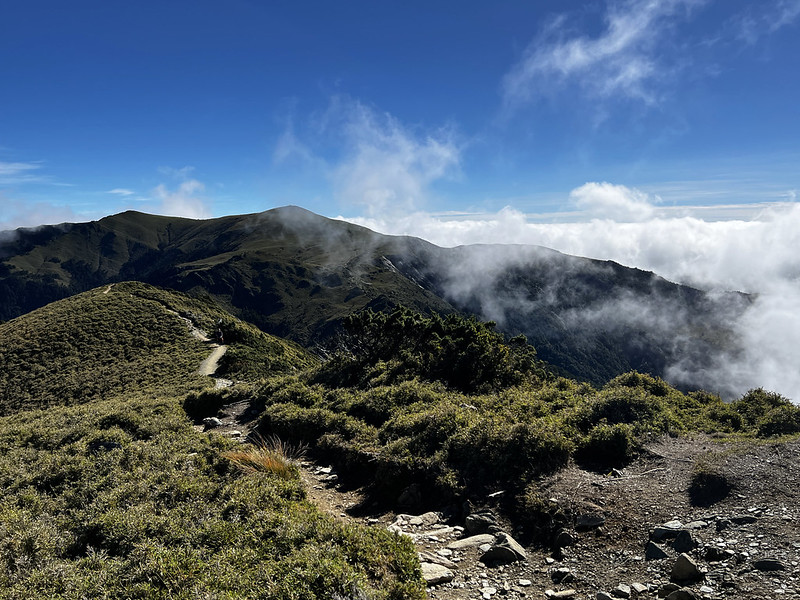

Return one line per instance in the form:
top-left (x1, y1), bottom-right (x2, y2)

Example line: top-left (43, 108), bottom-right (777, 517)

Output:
top-left (0, 206), bottom-right (750, 389)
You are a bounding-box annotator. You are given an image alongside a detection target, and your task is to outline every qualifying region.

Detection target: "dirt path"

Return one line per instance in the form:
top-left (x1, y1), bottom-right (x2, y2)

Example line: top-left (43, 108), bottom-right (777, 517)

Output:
top-left (196, 344), bottom-right (228, 376)
top-left (103, 284), bottom-right (113, 294)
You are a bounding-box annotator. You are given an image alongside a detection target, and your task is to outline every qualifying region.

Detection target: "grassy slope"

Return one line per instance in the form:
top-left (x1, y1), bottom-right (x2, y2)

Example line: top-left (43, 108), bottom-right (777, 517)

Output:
top-left (191, 308), bottom-right (800, 544)
top-left (0, 284), bottom-right (425, 599)
top-left (0, 206), bottom-right (747, 389)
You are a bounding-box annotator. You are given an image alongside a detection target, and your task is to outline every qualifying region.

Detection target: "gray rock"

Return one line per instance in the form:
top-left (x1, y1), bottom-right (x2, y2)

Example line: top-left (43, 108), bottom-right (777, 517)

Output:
top-left (597, 593), bottom-right (614, 600)
top-left (645, 541), bottom-right (670, 560)
top-left (480, 532), bottom-right (527, 564)
top-left (551, 567), bottom-right (572, 583)
top-left (670, 530), bottom-right (697, 553)
top-left (657, 583), bottom-right (681, 598)
top-left (611, 583), bottom-right (631, 598)
top-left (545, 590), bottom-right (577, 599)
top-left (418, 551), bottom-right (457, 569)
top-left (203, 417), bottom-right (223, 428)
top-left (671, 553), bottom-right (704, 582)
top-left (418, 511), bottom-right (441, 526)
top-left (664, 588), bottom-right (699, 600)
top-left (420, 562), bottom-right (454, 586)
top-left (576, 512), bottom-right (606, 530)
top-left (631, 583), bottom-right (648, 594)
top-left (554, 528), bottom-right (576, 548)
top-left (703, 545), bottom-right (735, 562)
top-left (447, 533), bottom-right (495, 550)
top-left (465, 510), bottom-right (498, 534)
top-left (752, 557), bottom-right (786, 571)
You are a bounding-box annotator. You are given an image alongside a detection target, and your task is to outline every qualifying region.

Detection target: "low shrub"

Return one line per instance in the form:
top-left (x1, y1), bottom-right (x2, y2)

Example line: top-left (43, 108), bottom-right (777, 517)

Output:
top-left (575, 422), bottom-right (637, 469)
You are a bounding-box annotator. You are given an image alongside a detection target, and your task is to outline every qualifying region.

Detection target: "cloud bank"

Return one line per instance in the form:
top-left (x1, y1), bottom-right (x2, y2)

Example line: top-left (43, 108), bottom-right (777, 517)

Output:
top-left (342, 183), bottom-right (800, 402)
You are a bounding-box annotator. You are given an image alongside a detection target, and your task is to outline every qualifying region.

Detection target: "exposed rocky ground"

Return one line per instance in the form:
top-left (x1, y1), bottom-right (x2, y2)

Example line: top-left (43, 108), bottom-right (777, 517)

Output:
top-left (299, 434), bottom-right (800, 600)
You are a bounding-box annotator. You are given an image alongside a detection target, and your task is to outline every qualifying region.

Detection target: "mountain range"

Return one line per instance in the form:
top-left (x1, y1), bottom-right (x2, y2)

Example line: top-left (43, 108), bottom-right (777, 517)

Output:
top-left (0, 206), bottom-right (749, 388)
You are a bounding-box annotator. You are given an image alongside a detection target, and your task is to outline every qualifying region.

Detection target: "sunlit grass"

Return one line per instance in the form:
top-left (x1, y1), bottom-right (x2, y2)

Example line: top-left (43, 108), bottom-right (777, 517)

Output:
top-left (223, 434), bottom-right (306, 479)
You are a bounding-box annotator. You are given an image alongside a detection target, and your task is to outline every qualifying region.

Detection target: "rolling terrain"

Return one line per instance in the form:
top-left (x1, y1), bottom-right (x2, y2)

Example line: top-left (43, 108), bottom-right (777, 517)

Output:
top-left (0, 282), bottom-right (424, 599)
top-left (0, 207), bottom-right (750, 388)
top-left (1, 283), bottom-right (798, 599)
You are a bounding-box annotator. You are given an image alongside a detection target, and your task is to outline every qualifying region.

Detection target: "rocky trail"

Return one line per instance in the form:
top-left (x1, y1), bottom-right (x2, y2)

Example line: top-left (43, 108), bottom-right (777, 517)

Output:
top-left (288, 435), bottom-right (800, 600)
top-left (178, 315), bottom-right (800, 599)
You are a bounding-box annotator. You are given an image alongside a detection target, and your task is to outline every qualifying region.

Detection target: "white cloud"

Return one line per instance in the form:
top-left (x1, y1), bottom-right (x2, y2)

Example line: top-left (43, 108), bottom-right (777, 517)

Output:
top-left (570, 181), bottom-right (656, 222)
top-left (328, 99), bottom-right (461, 216)
top-left (0, 194), bottom-right (80, 231)
top-left (502, 0), bottom-right (704, 107)
top-left (276, 97), bottom-right (462, 217)
top-left (107, 188), bottom-right (135, 196)
top-left (340, 183), bottom-right (800, 401)
top-left (151, 179), bottom-right (210, 219)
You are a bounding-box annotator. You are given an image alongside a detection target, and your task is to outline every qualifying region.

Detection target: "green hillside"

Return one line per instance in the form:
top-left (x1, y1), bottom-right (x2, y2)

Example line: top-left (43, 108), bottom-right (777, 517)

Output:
top-left (0, 284), bottom-right (424, 599)
top-left (0, 207), bottom-right (749, 389)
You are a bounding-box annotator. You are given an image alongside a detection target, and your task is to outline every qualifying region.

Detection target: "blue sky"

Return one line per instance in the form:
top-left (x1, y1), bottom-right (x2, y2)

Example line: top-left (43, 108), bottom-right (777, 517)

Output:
top-left (2, 0), bottom-right (799, 229)
top-left (4, 0), bottom-right (800, 399)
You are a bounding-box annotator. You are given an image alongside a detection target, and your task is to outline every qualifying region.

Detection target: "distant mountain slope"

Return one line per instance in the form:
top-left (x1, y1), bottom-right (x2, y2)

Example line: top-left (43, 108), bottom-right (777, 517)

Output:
top-left (0, 207), bottom-right (749, 387)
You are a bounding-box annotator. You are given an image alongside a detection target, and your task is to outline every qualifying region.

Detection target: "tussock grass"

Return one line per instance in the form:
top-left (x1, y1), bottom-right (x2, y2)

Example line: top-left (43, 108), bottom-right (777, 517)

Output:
top-left (223, 435), bottom-right (306, 479)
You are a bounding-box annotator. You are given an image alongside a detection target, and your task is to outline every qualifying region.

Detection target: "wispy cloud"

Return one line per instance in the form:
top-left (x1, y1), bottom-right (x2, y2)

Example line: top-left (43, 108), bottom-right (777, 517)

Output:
top-left (274, 96), bottom-right (462, 217)
top-left (107, 188), bottom-right (135, 197)
top-left (0, 160), bottom-right (47, 184)
top-left (329, 99), bottom-right (461, 216)
top-left (502, 0), bottom-right (705, 108)
top-left (151, 173), bottom-right (211, 219)
top-left (0, 194), bottom-right (80, 231)
top-left (734, 0), bottom-right (800, 44)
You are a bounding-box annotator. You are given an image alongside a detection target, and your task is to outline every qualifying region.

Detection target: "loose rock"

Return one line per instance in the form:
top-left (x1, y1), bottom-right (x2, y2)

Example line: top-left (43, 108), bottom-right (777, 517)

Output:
top-left (480, 532), bottom-right (527, 564)
top-left (420, 562), bottom-right (454, 586)
top-left (671, 553), bottom-right (704, 582)
top-left (752, 557), bottom-right (786, 571)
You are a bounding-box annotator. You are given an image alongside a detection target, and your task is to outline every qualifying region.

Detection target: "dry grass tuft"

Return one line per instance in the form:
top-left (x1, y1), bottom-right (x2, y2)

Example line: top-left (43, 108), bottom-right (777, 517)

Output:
top-left (223, 434), bottom-right (306, 479)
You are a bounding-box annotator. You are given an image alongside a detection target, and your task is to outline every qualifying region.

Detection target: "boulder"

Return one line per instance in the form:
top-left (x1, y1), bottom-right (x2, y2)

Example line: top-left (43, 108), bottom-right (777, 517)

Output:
top-left (465, 510), bottom-right (499, 534)
top-left (671, 553), bottom-right (704, 582)
top-left (480, 532), bottom-right (527, 564)
top-left (611, 584), bottom-right (631, 598)
top-left (664, 589), bottom-right (699, 600)
top-left (418, 550), bottom-right (457, 569)
top-left (554, 528), bottom-right (577, 548)
top-left (752, 558), bottom-right (786, 571)
top-left (447, 533), bottom-right (495, 550)
top-left (670, 530), bottom-right (697, 553)
top-left (645, 541), bottom-right (669, 560)
top-left (420, 562), bottom-right (454, 586)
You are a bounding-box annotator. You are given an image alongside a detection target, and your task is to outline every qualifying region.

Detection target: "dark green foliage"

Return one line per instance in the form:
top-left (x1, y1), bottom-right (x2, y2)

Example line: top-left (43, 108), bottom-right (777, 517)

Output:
top-left (575, 423), bottom-right (637, 469)
top-left (0, 282), bottom-right (210, 414)
top-left (0, 285), bottom-right (424, 599)
top-left (732, 388), bottom-right (800, 436)
top-left (315, 306), bottom-right (548, 393)
top-left (756, 404), bottom-right (800, 437)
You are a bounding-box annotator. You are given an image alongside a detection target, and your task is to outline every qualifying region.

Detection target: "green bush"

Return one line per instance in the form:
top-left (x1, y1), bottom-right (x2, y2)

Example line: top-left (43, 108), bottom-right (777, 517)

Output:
top-left (575, 422), bottom-right (637, 469)
top-left (757, 404), bottom-right (800, 437)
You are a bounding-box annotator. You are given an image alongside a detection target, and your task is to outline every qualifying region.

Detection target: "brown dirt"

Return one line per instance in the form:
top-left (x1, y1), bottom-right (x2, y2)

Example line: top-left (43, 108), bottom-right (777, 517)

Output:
top-left (290, 433), bottom-right (800, 599)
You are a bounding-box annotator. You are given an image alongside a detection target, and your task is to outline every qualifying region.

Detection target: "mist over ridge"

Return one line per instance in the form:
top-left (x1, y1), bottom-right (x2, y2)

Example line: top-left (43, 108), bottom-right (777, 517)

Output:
top-left (343, 189), bottom-right (800, 403)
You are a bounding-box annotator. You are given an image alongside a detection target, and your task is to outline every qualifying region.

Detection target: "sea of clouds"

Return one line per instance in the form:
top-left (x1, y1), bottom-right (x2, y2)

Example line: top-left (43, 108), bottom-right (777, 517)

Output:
top-left (343, 183), bottom-right (800, 403)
